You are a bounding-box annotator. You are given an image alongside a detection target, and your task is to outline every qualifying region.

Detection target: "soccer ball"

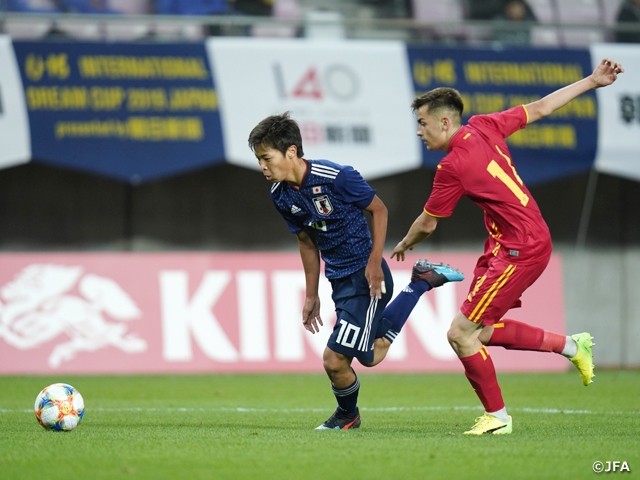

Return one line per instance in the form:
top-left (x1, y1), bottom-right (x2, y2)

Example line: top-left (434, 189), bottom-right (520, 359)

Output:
top-left (34, 383), bottom-right (85, 431)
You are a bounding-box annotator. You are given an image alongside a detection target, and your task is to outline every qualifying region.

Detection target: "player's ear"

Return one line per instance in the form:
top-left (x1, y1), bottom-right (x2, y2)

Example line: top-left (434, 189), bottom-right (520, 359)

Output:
top-left (442, 115), bottom-right (459, 131)
top-left (287, 145), bottom-right (297, 158)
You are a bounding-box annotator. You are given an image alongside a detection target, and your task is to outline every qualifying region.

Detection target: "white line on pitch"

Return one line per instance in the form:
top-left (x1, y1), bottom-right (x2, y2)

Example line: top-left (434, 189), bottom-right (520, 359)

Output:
top-left (3, 406), bottom-right (640, 415)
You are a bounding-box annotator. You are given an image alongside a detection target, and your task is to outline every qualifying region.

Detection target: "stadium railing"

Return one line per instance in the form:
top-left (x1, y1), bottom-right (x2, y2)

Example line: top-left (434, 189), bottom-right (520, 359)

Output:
top-left (1, 10), bottom-right (640, 47)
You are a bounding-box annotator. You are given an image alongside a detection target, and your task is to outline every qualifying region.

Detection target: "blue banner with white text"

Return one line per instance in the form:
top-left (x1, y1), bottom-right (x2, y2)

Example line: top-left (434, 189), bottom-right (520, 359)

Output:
top-left (12, 41), bottom-right (225, 183)
top-left (406, 46), bottom-right (598, 185)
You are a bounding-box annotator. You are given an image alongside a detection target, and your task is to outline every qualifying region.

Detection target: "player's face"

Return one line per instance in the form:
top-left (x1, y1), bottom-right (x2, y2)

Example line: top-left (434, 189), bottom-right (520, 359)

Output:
top-left (416, 106), bottom-right (447, 151)
top-left (254, 144), bottom-right (293, 183)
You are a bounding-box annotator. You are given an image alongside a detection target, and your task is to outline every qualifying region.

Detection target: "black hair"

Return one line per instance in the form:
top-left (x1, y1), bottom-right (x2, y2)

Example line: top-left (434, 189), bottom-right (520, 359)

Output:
top-left (411, 87), bottom-right (464, 120)
top-left (248, 111), bottom-right (304, 157)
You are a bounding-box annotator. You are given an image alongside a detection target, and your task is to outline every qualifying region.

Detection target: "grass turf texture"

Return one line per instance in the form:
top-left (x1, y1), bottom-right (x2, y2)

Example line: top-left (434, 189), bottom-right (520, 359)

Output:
top-left (1, 371), bottom-right (639, 480)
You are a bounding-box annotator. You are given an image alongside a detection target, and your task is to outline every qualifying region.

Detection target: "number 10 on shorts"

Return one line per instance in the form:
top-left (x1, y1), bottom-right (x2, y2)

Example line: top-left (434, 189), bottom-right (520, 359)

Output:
top-left (336, 319), bottom-right (361, 348)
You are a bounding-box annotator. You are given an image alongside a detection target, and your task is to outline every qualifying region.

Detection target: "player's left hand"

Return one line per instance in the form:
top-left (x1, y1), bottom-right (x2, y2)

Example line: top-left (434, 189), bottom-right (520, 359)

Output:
top-left (365, 262), bottom-right (386, 299)
top-left (591, 58), bottom-right (624, 88)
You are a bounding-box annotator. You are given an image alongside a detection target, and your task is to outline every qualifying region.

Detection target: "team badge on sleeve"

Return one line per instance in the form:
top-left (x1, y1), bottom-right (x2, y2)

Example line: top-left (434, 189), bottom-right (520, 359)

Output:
top-left (313, 195), bottom-right (333, 215)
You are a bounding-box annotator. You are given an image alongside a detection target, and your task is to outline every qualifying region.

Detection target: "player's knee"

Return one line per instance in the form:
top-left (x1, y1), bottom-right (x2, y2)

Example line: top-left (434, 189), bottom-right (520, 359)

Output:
top-left (446, 326), bottom-right (459, 347)
top-left (322, 349), bottom-right (349, 377)
top-left (447, 324), bottom-right (468, 352)
top-left (323, 357), bottom-right (340, 375)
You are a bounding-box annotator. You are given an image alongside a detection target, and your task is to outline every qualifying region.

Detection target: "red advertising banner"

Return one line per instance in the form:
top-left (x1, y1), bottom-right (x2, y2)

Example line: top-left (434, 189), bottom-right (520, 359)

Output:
top-left (0, 252), bottom-right (567, 375)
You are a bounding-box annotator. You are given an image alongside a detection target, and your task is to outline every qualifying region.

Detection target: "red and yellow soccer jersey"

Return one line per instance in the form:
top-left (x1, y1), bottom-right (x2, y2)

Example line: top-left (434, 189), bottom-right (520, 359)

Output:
top-left (424, 105), bottom-right (552, 264)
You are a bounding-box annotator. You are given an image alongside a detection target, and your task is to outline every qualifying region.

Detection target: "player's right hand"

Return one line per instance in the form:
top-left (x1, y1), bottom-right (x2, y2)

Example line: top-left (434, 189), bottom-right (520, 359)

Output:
top-left (302, 296), bottom-right (323, 334)
top-left (390, 241), bottom-right (414, 262)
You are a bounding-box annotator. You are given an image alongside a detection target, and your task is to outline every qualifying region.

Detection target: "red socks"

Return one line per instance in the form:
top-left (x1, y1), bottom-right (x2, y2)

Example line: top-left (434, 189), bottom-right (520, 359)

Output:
top-left (461, 320), bottom-right (567, 413)
top-left (459, 347), bottom-right (504, 413)
top-left (487, 319), bottom-right (566, 354)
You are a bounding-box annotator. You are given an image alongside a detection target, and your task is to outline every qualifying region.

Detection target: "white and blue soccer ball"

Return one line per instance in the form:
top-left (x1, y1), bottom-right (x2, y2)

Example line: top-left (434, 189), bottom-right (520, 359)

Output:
top-left (34, 383), bottom-right (85, 431)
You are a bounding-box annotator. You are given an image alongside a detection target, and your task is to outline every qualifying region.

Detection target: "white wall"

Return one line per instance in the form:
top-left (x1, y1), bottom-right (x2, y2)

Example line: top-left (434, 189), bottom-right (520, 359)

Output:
top-left (560, 245), bottom-right (640, 367)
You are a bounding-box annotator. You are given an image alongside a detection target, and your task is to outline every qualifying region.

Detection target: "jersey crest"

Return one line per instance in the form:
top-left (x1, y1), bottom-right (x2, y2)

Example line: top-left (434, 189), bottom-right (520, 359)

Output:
top-left (313, 195), bottom-right (333, 216)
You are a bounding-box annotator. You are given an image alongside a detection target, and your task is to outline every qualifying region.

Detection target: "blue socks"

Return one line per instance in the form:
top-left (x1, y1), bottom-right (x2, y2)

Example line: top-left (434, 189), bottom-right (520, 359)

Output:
top-left (333, 374), bottom-right (360, 416)
top-left (383, 281), bottom-right (431, 332)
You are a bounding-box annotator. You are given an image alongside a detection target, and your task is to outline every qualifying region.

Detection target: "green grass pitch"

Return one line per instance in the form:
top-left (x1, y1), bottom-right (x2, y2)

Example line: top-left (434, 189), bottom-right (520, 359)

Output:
top-left (1, 371), bottom-right (639, 480)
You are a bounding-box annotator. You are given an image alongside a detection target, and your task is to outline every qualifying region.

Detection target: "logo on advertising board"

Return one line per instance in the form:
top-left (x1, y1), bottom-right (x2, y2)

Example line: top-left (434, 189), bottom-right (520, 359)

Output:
top-left (0, 264), bottom-right (147, 368)
top-left (275, 64), bottom-right (360, 102)
top-left (0, 35), bottom-right (31, 170)
top-left (0, 252), bottom-right (568, 375)
top-left (207, 38), bottom-right (421, 180)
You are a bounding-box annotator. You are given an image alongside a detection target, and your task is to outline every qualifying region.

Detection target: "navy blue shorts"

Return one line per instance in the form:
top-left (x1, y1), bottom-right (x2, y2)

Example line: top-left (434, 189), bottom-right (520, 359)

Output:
top-left (326, 258), bottom-right (394, 363)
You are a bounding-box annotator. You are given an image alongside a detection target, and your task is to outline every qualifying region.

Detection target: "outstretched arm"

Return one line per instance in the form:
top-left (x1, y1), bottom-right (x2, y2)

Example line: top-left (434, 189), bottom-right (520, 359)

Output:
top-left (391, 211), bottom-right (440, 262)
top-left (525, 57), bottom-right (624, 124)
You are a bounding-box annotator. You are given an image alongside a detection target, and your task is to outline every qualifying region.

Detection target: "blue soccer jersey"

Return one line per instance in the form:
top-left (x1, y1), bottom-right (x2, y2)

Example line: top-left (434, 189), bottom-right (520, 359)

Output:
top-left (270, 159), bottom-right (376, 279)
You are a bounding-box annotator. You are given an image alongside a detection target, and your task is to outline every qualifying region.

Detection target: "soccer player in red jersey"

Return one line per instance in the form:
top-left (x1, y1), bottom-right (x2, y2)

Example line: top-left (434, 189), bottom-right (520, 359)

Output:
top-left (391, 58), bottom-right (624, 435)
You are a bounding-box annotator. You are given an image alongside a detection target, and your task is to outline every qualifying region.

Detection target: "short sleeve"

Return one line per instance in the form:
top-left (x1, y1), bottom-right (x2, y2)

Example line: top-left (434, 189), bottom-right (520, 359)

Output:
top-left (333, 166), bottom-right (376, 210)
top-left (424, 158), bottom-right (465, 218)
top-left (469, 105), bottom-right (528, 140)
top-left (273, 198), bottom-right (303, 234)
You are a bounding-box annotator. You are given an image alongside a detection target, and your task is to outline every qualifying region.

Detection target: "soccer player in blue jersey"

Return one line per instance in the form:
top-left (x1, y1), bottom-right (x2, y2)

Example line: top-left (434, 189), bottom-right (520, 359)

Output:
top-left (248, 112), bottom-right (464, 430)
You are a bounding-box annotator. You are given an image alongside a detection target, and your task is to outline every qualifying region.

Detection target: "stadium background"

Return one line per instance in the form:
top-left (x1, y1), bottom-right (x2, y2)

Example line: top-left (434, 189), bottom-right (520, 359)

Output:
top-left (0, 0), bottom-right (639, 374)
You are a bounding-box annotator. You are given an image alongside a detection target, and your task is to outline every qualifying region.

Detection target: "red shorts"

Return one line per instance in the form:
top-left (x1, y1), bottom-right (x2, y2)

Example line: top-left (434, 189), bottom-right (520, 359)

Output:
top-left (460, 251), bottom-right (550, 326)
